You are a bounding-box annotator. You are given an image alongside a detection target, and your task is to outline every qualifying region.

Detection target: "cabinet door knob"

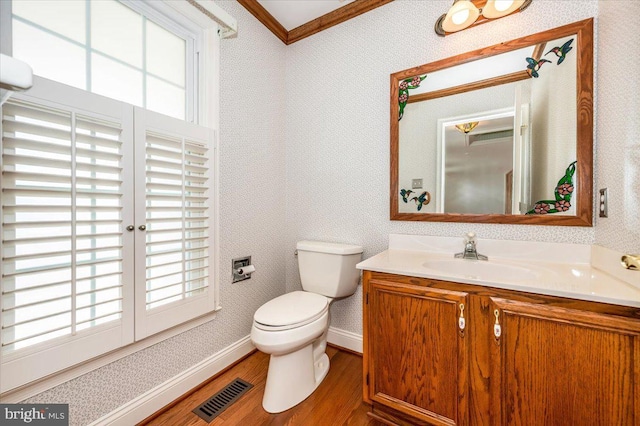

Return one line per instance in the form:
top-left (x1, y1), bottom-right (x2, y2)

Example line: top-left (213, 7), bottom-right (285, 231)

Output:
top-left (458, 303), bottom-right (466, 331)
top-left (138, 225), bottom-right (146, 231)
top-left (126, 225), bottom-right (135, 231)
top-left (493, 309), bottom-right (502, 339)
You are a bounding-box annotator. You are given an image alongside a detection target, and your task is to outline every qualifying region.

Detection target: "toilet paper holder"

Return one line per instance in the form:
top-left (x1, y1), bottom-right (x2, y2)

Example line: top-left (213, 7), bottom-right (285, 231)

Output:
top-left (232, 256), bottom-right (254, 283)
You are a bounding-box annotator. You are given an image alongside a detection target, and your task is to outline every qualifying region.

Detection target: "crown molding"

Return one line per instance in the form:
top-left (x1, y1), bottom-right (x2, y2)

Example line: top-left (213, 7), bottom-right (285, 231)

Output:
top-left (237, 0), bottom-right (394, 45)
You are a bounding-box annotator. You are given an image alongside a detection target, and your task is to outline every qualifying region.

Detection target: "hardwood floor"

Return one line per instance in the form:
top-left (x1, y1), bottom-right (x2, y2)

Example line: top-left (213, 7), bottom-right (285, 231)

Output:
top-left (139, 346), bottom-right (375, 426)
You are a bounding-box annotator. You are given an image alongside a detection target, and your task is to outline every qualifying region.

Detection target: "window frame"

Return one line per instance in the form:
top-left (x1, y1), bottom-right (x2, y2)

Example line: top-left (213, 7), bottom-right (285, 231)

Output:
top-left (0, 0), bottom-right (222, 397)
top-left (1, 76), bottom-right (217, 393)
top-left (0, 78), bottom-right (137, 391)
top-left (0, 0), bottom-right (203, 123)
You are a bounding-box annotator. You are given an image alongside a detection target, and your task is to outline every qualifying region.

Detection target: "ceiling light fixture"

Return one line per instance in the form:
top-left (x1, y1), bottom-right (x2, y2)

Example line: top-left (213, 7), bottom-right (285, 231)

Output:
top-left (435, 0), bottom-right (532, 36)
top-left (455, 122), bottom-right (479, 134)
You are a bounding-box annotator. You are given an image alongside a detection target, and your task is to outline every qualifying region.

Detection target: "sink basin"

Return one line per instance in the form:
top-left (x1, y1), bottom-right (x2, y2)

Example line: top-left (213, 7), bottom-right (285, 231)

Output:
top-left (422, 259), bottom-right (539, 282)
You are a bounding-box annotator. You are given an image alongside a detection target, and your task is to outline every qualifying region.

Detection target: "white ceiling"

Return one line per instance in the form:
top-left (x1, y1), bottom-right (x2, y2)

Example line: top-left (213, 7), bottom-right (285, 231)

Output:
top-left (257, 0), bottom-right (356, 31)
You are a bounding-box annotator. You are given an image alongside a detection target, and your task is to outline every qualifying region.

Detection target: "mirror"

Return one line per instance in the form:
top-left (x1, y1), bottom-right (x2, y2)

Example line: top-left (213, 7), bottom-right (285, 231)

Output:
top-left (391, 19), bottom-right (593, 226)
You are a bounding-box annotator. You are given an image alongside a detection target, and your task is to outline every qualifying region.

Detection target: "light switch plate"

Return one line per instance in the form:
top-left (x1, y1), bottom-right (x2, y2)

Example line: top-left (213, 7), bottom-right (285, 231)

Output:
top-left (599, 188), bottom-right (608, 218)
top-left (412, 179), bottom-right (423, 189)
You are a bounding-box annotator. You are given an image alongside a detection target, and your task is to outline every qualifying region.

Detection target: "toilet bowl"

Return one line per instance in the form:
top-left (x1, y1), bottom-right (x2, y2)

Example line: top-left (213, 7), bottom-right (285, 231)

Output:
top-left (250, 240), bottom-right (363, 413)
top-left (251, 291), bottom-right (331, 413)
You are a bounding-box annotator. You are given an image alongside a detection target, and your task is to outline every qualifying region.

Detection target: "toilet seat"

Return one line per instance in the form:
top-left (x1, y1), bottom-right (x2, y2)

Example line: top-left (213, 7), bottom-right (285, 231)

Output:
top-left (254, 291), bottom-right (329, 331)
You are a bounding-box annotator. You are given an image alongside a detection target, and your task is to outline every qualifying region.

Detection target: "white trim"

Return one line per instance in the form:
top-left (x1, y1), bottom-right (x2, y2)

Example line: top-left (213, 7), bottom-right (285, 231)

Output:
top-left (0, 308), bottom-right (221, 403)
top-left (87, 336), bottom-right (254, 426)
top-left (436, 107), bottom-right (516, 213)
top-left (327, 326), bottom-right (363, 354)
top-left (5, 329), bottom-right (359, 421)
top-left (121, 0), bottom-right (201, 123)
top-left (0, 0), bottom-right (11, 55)
top-left (200, 28), bottom-right (221, 311)
top-left (75, 330), bottom-right (356, 426)
top-left (163, 0), bottom-right (237, 38)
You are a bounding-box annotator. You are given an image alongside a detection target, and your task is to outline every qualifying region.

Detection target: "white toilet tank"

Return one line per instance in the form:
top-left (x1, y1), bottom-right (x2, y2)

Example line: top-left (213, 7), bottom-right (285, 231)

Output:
top-left (296, 241), bottom-right (363, 298)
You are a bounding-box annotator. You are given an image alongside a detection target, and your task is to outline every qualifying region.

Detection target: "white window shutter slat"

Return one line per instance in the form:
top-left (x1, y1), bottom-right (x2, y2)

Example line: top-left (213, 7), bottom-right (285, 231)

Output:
top-left (133, 107), bottom-right (214, 340)
top-left (0, 77), bottom-right (215, 392)
top-left (0, 79), bottom-right (135, 392)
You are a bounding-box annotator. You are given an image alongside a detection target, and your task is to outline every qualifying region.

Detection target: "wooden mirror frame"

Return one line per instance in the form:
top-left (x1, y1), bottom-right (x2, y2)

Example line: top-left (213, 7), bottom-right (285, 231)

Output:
top-left (390, 18), bottom-right (593, 226)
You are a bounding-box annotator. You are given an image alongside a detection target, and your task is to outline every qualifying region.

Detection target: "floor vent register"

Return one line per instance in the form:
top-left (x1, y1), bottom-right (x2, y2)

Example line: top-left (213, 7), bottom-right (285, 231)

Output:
top-left (192, 377), bottom-right (254, 422)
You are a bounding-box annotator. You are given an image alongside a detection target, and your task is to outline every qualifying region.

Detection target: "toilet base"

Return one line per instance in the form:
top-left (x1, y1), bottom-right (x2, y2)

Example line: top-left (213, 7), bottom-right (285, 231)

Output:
top-left (262, 340), bottom-right (330, 413)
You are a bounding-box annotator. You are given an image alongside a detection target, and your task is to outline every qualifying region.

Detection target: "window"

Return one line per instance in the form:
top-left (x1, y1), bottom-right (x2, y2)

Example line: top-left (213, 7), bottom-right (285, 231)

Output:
top-left (0, 77), bottom-right (215, 392)
top-left (8, 0), bottom-right (197, 121)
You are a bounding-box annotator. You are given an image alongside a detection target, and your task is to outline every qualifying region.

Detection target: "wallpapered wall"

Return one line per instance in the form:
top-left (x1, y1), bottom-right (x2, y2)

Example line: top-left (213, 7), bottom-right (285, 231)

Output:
top-left (21, 0), bottom-right (640, 424)
top-left (594, 0), bottom-right (640, 252)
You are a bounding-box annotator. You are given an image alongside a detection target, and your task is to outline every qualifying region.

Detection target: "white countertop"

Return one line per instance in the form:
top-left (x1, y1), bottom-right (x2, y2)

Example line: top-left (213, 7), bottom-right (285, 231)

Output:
top-left (356, 234), bottom-right (640, 308)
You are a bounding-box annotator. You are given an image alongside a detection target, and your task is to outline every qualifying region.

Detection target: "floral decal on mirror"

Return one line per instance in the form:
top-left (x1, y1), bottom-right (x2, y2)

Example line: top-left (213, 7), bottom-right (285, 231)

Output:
top-left (400, 189), bottom-right (431, 211)
top-left (526, 161), bottom-right (576, 215)
top-left (526, 38), bottom-right (574, 78)
top-left (398, 75), bottom-right (426, 120)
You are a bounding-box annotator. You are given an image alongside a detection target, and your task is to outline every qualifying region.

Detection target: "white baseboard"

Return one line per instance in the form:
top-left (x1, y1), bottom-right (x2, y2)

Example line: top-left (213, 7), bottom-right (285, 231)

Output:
top-left (327, 327), bottom-right (363, 354)
top-left (89, 328), bottom-right (361, 425)
top-left (88, 336), bottom-right (255, 426)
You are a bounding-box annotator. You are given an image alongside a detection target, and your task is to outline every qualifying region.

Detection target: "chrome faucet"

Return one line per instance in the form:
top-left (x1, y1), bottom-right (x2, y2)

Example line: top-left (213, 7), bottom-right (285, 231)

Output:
top-left (455, 232), bottom-right (488, 261)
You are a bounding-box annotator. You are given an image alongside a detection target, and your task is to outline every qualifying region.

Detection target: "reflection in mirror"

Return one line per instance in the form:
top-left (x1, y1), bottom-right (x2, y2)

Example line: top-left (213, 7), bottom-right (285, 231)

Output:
top-left (391, 19), bottom-right (593, 226)
top-left (439, 110), bottom-right (516, 215)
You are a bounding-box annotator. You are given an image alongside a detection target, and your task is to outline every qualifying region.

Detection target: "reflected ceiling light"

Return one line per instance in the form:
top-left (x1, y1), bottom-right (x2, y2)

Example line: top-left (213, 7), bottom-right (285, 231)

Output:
top-left (435, 0), bottom-right (532, 36)
top-left (455, 122), bottom-right (479, 133)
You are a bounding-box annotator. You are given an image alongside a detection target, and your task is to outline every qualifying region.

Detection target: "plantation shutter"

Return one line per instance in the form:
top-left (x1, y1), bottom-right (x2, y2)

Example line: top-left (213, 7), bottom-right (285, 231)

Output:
top-left (134, 107), bottom-right (214, 340)
top-left (0, 78), bottom-right (135, 391)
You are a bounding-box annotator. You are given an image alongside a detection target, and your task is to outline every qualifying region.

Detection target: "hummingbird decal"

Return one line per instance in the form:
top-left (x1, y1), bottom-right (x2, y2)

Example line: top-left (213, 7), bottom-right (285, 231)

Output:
top-left (525, 57), bottom-right (551, 78)
top-left (400, 189), bottom-right (414, 203)
top-left (545, 38), bottom-right (574, 65)
top-left (410, 191), bottom-right (431, 211)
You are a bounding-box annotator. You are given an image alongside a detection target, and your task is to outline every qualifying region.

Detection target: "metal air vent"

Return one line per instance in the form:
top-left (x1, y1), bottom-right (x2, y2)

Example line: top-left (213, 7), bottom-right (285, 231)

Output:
top-left (192, 378), bottom-right (253, 422)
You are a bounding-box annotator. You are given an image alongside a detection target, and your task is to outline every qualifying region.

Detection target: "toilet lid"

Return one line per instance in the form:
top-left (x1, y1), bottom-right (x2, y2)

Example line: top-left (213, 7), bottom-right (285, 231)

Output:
top-left (254, 291), bottom-right (328, 328)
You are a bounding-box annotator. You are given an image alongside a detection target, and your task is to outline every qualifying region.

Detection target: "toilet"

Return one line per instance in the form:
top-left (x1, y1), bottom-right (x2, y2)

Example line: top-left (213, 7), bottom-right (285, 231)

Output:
top-left (250, 240), bottom-right (363, 413)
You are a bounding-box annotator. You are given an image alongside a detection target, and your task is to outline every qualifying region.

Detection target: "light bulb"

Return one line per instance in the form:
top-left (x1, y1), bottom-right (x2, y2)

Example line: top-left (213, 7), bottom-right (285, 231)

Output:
top-left (441, 0), bottom-right (480, 33)
top-left (494, 0), bottom-right (514, 12)
top-left (452, 9), bottom-right (470, 25)
top-left (482, 0), bottom-right (525, 19)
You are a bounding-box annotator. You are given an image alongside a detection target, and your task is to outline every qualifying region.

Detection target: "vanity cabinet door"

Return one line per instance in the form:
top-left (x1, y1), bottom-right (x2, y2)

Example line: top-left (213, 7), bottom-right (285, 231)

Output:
top-left (489, 297), bottom-right (640, 426)
top-left (365, 278), bottom-right (470, 426)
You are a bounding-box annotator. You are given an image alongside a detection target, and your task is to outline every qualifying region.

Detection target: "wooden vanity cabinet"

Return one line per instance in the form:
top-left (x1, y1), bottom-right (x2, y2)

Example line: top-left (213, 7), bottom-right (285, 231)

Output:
top-left (362, 271), bottom-right (640, 426)
top-left (364, 276), bottom-right (470, 425)
top-left (489, 297), bottom-right (640, 426)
